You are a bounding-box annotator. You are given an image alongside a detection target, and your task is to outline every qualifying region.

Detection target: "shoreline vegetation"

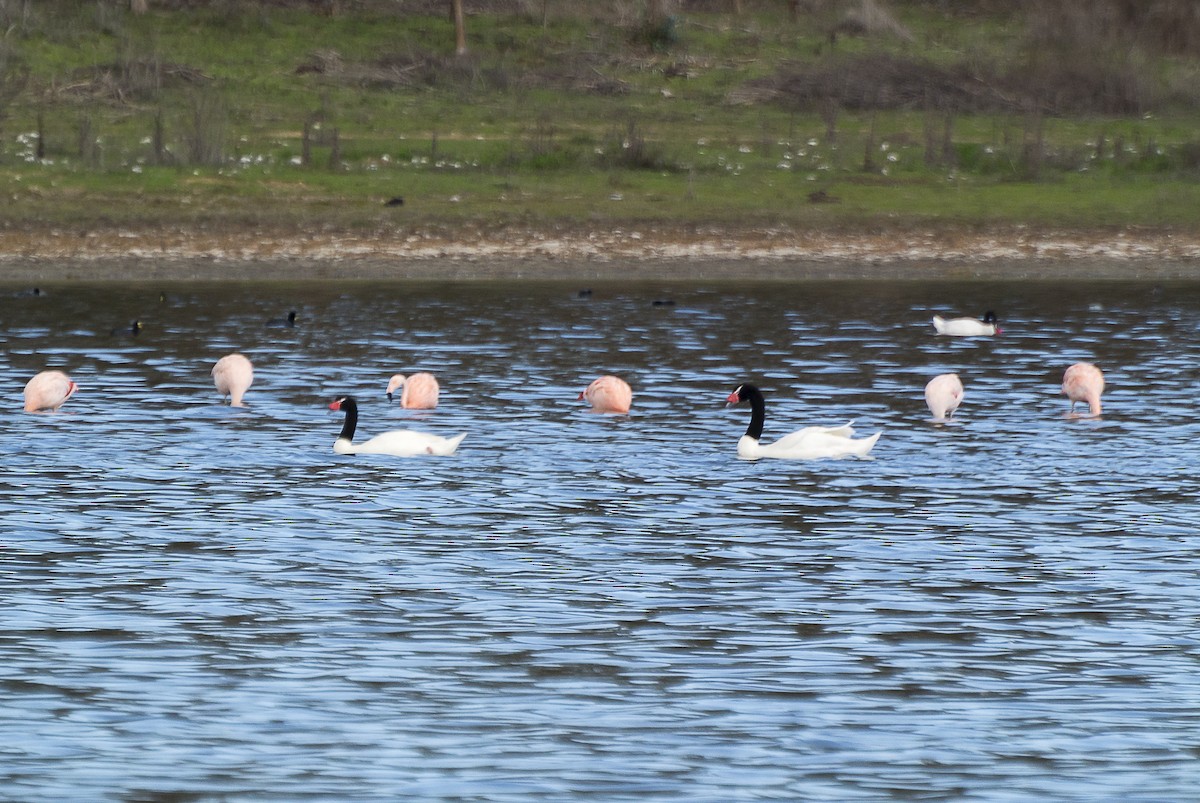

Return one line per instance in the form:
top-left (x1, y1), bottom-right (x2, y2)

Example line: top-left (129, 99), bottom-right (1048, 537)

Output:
top-left (4, 1), bottom-right (1200, 281)
top-left (3, 223), bottom-right (1200, 282)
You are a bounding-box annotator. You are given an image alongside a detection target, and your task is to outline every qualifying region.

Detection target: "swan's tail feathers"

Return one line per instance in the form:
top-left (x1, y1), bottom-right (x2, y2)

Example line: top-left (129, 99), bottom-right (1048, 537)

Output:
top-left (931, 315), bottom-right (947, 334)
top-left (432, 432), bottom-right (467, 456)
top-left (825, 421), bottom-right (857, 439)
top-left (854, 431), bottom-right (882, 457)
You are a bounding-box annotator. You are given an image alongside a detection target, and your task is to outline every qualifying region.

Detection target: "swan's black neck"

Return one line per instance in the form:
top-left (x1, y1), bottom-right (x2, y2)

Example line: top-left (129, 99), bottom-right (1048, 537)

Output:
top-left (737, 384), bottom-right (765, 440)
top-left (336, 396), bottom-right (358, 441)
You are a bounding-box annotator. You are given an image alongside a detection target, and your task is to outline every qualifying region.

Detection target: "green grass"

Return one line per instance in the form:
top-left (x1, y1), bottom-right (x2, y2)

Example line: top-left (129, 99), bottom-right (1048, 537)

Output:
top-left (1, 1), bottom-right (1199, 236)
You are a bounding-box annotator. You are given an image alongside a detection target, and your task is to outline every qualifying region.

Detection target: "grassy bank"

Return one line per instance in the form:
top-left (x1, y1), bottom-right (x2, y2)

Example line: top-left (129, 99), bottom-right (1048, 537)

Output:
top-left (1, 1), bottom-right (1200, 240)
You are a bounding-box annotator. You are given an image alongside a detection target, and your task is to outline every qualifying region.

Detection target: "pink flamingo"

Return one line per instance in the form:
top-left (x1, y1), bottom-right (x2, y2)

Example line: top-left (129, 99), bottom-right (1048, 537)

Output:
top-left (924, 373), bottom-right (964, 422)
top-left (578, 375), bottom-right (632, 414)
top-left (23, 370), bottom-right (77, 413)
top-left (1062, 362), bottom-right (1104, 417)
top-left (212, 353), bottom-right (254, 407)
top-left (386, 373), bottom-right (439, 409)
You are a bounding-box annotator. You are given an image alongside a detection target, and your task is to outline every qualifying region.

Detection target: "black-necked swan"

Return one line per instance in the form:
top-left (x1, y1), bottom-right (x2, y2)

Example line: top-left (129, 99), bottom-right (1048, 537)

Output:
top-left (924, 373), bottom-right (964, 422)
top-left (726, 383), bottom-right (880, 461)
top-left (329, 395), bottom-right (464, 456)
top-left (212, 353), bottom-right (254, 407)
top-left (1062, 362), bottom-right (1104, 417)
top-left (385, 373), bottom-right (439, 409)
top-left (931, 311), bottom-right (1000, 336)
top-left (578, 375), bottom-right (632, 414)
top-left (23, 370), bottom-right (77, 413)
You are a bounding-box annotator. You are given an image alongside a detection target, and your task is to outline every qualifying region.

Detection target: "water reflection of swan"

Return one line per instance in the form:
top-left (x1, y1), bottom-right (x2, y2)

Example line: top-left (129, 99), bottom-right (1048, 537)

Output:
top-left (578, 375), bottom-right (632, 414)
top-left (329, 396), bottom-right (465, 456)
top-left (726, 383), bottom-right (880, 461)
top-left (386, 373), bottom-right (439, 409)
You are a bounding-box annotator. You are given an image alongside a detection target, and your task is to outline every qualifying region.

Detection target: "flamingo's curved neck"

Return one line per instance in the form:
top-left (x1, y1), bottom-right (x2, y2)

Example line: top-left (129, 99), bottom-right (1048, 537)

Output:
top-left (742, 387), bottom-right (765, 441)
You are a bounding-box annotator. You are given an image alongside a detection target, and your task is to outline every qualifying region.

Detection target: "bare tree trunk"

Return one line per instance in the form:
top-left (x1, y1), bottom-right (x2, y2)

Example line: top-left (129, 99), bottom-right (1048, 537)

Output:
top-left (328, 127), bottom-right (341, 171)
top-left (862, 110), bottom-right (877, 172)
top-left (35, 107), bottom-right (44, 160)
top-left (452, 0), bottom-right (467, 56)
top-left (941, 112), bottom-right (955, 167)
top-left (153, 108), bottom-right (168, 166)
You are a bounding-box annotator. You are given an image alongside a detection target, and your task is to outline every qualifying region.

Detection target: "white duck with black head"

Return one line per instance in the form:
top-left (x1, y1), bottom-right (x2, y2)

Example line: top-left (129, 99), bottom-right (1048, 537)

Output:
top-left (931, 310), bottom-right (1001, 337)
top-left (329, 395), bottom-right (465, 457)
top-left (726, 383), bottom-right (881, 461)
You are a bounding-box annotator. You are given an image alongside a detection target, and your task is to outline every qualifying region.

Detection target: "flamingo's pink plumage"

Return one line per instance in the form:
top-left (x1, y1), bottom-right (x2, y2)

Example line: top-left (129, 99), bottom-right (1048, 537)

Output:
top-left (212, 353), bottom-right (254, 407)
top-left (386, 373), bottom-right (439, 409)
top-left (24, 370), bottom-right (77, 413)
top-left (924, 373), bottom-right (964, 422)
top-left (1062, 362), bottom-right (1104, 417)
top-left (578, 375), bottom-right (632, 414)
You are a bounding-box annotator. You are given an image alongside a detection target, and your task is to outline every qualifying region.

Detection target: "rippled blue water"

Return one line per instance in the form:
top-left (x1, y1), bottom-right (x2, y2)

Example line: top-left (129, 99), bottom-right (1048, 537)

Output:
top-left (3, 277), bottom-right (1200, 801)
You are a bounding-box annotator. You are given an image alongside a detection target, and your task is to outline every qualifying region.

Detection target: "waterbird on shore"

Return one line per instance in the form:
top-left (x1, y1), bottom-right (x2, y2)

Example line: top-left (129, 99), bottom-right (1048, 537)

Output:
top-left (23, 370), bottom-right (77, 413)
top-left (932, 311), bottom-right (1000, 336)
top-left (212, 354), bottom-right (254, 407)
top-left (1062, 362), bottom-right (1104, 417)
top-left (579, 375), bottom-right (632, 414)
top-left (386, 373), bottom-right (439, 409)
top-left (725, 383), bottom-right (880, 461)
top-left (329, 396), bottom-right (464, 456)
top-left (925, 373), bottom-right (964, 422)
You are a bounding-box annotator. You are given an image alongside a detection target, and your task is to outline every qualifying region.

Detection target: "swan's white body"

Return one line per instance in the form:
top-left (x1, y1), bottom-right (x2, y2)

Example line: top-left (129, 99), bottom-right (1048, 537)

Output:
top-left (579, 375), bottom-right (632, 413)
top-left (727, 384), bottom-right (880, 461)
top-left (212, 353), bottom-right (254, 407)
top-left (932, 314), bottom-right (1000, 337)
top-left (24, 370), bottom-right (77, 412)
top-left (924, 373), bottom-right (964, 421)
top-left (736, 423), bottom-right (881, 461)
top-left (386, 372), bottom-right (439, 409)
top-left (1062, 362), bottom-right (1104, 417)
top-left (334, 429), bottom-right (466, 456)
top-left (330, 396), bottom-right (464, 457)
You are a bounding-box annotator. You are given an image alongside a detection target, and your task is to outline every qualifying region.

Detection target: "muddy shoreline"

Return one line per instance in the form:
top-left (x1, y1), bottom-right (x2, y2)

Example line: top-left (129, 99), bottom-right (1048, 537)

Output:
top-left (1, 227), bottom-right (1199, 281)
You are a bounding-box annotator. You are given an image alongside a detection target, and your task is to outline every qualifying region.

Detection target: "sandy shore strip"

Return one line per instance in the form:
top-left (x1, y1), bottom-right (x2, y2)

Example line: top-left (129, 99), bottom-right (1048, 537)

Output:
top-left (1, 226), bottom-right (1199, 281)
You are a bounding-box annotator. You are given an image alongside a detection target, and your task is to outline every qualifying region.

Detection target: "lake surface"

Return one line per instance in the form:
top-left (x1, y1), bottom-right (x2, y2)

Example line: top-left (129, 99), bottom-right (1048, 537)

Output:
top-left (3, 276), bottom-right (1200, 801)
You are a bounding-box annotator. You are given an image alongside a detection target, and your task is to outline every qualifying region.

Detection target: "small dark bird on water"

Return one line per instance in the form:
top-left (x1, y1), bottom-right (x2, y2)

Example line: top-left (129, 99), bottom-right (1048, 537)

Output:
top-left (578, 288), bottom-right (593, 298)
top-left (111, 320), bottom-right (142, 337)
top-left (385, 197), bottom-right (405, 207)
top-left (267, 311), bottom-right (297, 328)
top-left (652, 299), bottom-right (676, 307)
